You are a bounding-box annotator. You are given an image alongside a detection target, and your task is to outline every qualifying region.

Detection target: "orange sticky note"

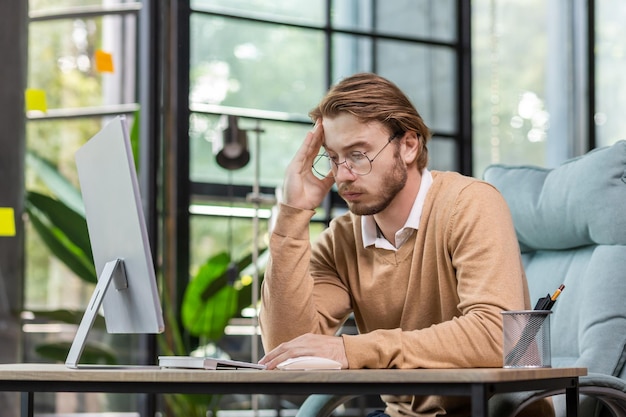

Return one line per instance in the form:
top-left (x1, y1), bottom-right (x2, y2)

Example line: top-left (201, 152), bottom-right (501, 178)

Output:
top-left (94, 50), bottom-right (114, 73)
top-left (25, 89), bottom-right (47, 112)
top-left (0, 208), bottom-right (16, 237)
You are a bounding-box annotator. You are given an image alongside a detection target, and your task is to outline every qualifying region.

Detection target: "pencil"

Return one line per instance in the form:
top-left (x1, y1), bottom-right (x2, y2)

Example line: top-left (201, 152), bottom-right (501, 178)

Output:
top-left (550, 284), bottom-right (565, 301)
top-left (505, 284), bottom-right (565, 365)
top-left (533, 284), bottom-right (565, 310)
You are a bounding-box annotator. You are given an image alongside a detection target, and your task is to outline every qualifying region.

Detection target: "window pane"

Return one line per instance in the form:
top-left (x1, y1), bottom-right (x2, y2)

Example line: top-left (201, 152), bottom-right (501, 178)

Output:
top-left (190, 14), bottom-right (325, 115)
top-left (191, 0), bottom-right (325, 26)
top-left (333, 0), bottom-right (456, 42)
top-left (189, 213), bottom-right (269, 274)
top-left (28, 16), bottom-right (137, 109)
top-left (428, 137), bottom-right (458, 172)
top-left (331, 36), bottom-right (456, 136)
top-left (595, 0), bottom-right (626, 147)
top-left (332, 34), bottom-right (373, 77)
top-left (376, 0), bottom-right (456, 41)
top-left (378, 41), bottom-right (457, 135)
top-left (190, 113), bottom-right (311, 188)
top-left (472, 0), bottom-right (550, 176)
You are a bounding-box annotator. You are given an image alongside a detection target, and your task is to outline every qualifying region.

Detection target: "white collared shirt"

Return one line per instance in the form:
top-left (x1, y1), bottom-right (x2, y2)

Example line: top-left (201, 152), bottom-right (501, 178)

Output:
top-left (361, 168), bottom-right (433, 251)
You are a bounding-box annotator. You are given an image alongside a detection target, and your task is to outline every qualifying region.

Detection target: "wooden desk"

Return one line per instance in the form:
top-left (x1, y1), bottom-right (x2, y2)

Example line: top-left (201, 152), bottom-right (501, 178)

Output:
top-left (0, 364), bottom-right (586, 417)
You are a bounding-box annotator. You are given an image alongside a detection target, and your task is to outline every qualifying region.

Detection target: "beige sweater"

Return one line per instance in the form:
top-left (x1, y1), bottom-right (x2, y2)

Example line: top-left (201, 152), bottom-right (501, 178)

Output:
top-left (260, 171), bottom-right (551, 417)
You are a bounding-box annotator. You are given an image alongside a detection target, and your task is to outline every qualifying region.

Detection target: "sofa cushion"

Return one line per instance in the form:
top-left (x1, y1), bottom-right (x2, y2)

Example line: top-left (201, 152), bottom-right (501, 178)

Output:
top-left (522, 246), bottom-right (626, 378)
top-left (483, 140), bottom-right (626, 251)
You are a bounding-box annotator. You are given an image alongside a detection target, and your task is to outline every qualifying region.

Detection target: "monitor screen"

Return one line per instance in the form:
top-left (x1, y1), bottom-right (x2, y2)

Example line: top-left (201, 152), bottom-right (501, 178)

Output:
top-left (66, 115), bottom-right (164, 368)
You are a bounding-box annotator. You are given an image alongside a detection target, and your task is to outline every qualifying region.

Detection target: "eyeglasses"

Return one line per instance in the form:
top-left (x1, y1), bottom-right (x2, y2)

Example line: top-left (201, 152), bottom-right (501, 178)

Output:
top-left (312, 132), bottom-right (401, 179)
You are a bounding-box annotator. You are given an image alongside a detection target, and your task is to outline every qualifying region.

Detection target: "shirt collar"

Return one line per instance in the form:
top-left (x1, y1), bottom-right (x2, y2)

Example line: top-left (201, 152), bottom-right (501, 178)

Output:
top-left (361, 168), bottom-right (433, 250)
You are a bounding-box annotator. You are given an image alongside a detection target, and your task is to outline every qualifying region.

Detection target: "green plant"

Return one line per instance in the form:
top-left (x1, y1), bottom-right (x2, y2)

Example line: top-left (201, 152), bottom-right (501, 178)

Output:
top-left (182, 251), bottom-right (261, 340)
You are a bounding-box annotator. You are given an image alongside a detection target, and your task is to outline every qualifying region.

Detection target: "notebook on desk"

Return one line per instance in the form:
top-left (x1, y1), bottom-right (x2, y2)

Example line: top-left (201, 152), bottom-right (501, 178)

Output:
top-left (158, 355), bottom-right (266, 370)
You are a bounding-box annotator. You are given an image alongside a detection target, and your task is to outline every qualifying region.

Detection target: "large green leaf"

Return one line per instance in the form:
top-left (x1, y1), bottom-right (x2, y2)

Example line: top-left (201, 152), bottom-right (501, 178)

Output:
top-left (25, 198), bottom-right (96, 284)
top-left (35, 341), bottom-right (117, 365)
top-left (26, 151), bottom-right (85, 215)
top-left (235, 249), bottom-right (269, 312)
top-left (180, 249), bottom-right (269, 340)
top-left (129, 110), bottom-right (140, 170)
top-left (26, 191), bottom-right (92, 257)
top-left (181, 252), bottom-right (239, 339)
top-left (30, 309), bottom-right (106, 329)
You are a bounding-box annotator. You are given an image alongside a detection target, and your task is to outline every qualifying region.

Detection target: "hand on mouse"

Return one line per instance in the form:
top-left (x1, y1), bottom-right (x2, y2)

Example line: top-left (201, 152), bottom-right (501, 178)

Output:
top-left (259, 333), bottom-right (348, 370)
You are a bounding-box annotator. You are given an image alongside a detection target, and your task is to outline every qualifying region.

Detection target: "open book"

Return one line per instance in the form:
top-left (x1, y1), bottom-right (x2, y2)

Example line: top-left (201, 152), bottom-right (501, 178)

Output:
top-left (158, 356), bottom-right (266, 370)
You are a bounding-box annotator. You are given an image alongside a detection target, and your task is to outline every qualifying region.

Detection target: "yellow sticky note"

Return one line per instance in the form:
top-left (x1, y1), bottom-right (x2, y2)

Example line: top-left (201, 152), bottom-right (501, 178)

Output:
top-left (25, 89), bottom-right (47, 113)
top-left (0, 208), bottom-right (16, 237)
top-left (94, 50), bottom-right (114, 73)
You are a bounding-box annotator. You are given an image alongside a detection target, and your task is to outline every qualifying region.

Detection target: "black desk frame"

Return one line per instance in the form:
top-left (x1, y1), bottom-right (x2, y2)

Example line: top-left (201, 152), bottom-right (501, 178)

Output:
top-left (3, 372), bottom-right (580, 417)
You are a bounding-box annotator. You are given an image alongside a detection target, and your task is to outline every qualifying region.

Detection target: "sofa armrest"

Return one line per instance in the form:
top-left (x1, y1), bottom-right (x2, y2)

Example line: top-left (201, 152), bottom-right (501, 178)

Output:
top-left (490, 373), bottom-right (626, 417)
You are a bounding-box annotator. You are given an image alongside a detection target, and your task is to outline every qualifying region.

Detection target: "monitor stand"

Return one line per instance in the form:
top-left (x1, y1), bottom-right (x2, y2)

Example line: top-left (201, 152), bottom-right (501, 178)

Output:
top-left (65, 258), bottom-right (127, 369)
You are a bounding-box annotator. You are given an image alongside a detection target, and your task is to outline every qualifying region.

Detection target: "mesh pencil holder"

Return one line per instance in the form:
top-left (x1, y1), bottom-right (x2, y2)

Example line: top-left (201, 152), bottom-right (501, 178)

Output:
top-left (501, 310), bottom-right (552, 368)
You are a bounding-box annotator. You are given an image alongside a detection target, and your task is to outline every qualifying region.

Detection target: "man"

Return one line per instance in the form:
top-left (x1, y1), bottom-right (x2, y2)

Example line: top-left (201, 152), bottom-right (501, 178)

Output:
top-left (258, 73), bottom-right (551, 417)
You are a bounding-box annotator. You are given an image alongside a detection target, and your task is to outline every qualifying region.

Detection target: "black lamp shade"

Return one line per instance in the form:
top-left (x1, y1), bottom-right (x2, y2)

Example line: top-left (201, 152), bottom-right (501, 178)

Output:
top-left (214, 115), bottom-right (250, 170)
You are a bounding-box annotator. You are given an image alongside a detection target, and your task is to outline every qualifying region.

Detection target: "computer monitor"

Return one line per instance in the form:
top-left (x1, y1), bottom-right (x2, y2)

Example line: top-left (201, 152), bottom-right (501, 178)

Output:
top-left (65, 115), bottom-right (164, 368)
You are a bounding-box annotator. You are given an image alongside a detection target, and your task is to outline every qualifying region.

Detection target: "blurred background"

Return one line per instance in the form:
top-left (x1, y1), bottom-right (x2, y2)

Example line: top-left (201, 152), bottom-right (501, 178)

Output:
top-left (0, 0), bottom-right (624, 415)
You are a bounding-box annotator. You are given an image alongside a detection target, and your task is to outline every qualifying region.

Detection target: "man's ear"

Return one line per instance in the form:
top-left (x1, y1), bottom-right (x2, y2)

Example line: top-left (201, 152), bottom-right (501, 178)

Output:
top-left (402, 131), bottom-right (420, 165)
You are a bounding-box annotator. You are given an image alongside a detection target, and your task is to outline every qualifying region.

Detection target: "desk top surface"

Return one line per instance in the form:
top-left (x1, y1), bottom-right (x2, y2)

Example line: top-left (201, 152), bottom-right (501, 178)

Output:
top-left (0, 363), bottom-right (587, 384)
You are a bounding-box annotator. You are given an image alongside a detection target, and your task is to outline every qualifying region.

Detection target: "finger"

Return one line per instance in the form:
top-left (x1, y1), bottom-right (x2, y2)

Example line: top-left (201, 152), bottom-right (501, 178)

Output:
top-left (290, 132), bottom-right (317, 170)
top-left (302, 121), bottom-right (325, 160)
top-left (289, 125), bottom-right (326, 178)
top-left (319, 171), bottom-right (335, 190)
top-left (258, 335), bottom-right (310, 369)
top-left (310, 119), bottom-right (325, 148)
top-left (259, 349), bottom-right (294, 370)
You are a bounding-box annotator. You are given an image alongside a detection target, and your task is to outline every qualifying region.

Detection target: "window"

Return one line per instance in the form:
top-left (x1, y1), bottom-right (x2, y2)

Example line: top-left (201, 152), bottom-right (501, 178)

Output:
top-left (472, 0), bottom-right (554, 175)
top-left (186, 0), bottom-right (468, 262)
top-left (471, 0), bottom-right (624, 175)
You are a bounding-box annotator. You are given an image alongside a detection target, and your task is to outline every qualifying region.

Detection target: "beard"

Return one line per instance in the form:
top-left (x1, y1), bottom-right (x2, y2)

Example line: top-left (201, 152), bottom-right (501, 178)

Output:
top-left (338, 156), bottom-right (408, 216)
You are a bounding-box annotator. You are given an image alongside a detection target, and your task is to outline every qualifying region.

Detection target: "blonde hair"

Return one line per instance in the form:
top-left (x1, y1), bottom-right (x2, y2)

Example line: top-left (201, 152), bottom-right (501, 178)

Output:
top-left (309, 73), bottom-right (431, 170)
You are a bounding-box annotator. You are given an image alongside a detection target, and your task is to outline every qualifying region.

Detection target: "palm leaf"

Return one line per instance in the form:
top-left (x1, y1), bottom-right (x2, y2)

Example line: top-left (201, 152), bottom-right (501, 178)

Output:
top-left (26, 191), bottom-right (92, 257)
top-left (129, 110), bottom-right (140, 170)
top-left (26, 151), bottom-right (84, 215)
top-left (25, 198), bottom-right (96, 284)
top-left (29, 309), bottom-right (106, 329)
top-left (181, 252), bottom-right (238, 339)
top-left (36, 341), bottom-right (117, 365)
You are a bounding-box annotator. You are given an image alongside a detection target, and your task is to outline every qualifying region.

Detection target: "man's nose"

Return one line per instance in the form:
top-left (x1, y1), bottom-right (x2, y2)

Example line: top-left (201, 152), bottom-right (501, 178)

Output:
top-left (333, 163), bottom-right (357, 181)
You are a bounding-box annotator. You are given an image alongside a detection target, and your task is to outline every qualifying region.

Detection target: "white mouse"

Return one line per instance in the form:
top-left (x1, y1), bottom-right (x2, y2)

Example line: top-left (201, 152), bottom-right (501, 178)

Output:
top-left (276, 356), bottom-right (342, 370)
